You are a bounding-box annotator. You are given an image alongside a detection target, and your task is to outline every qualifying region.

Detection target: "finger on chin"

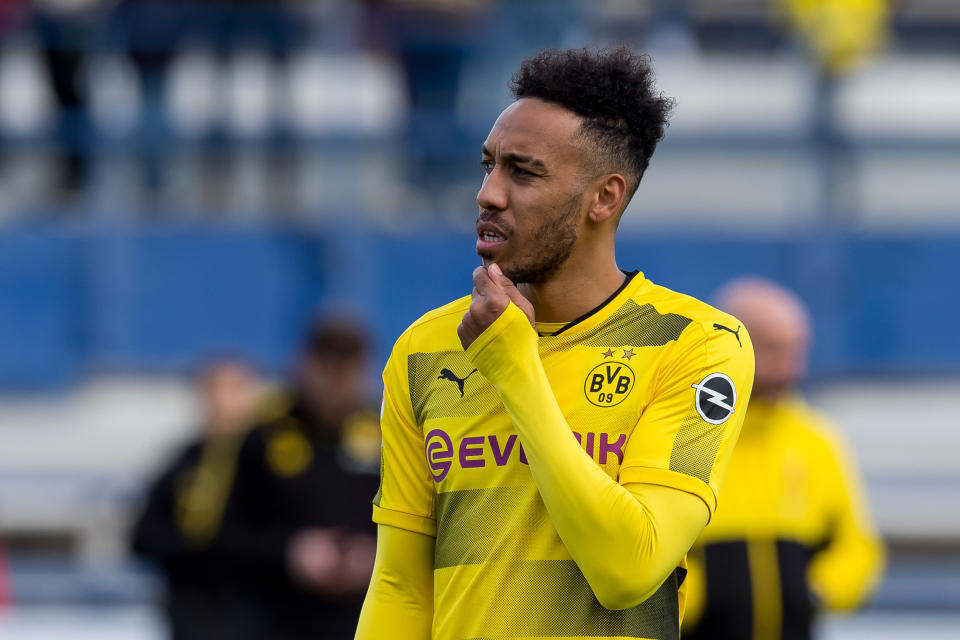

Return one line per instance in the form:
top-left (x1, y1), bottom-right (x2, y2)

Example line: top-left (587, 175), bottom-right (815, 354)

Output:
top-left (488, 262), bottom-right (514, 287)
top-left (472, 265), bottom-right (496, 295)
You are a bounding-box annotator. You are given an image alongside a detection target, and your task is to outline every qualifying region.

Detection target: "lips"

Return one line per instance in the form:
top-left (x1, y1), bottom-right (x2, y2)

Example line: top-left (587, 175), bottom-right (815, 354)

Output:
top-left (476, 221), bottom-right (508, 254)
top-left (479, 230), bottom-right (506, 243)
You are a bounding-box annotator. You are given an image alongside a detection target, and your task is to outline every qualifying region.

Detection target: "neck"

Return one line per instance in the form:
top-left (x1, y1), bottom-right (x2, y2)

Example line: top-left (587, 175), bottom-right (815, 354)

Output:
top-left (751, 388), bottom-right (785, 405)
top-left (518, 248), bottom-right (625, 324)
top-left (738, 394), bottom-right (778, 440)
top-left (206, 419), bottom-right (239, 438)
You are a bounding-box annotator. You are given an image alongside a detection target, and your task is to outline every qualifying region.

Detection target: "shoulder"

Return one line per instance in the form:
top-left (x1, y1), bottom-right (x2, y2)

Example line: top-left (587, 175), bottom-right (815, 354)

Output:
top-left (633, 278), bottom-right (751, 361)
top-left (152, 439), bottom-right (204, 485)
top-left (390, 295), bottom-right (472, 358)
top-left (777, 396), bottom-right (853, 460)
top-left (637, 278), bottom-right (744, 338)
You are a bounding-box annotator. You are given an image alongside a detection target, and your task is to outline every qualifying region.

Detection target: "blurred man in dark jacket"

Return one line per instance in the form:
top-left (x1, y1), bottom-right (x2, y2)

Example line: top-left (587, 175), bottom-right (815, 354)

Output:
top-left (134, 319), bottom-right (380, 639)
top-left (132, 357), bottom-right (261, 640)
top-left (212, 318), bottom-right (381, 640)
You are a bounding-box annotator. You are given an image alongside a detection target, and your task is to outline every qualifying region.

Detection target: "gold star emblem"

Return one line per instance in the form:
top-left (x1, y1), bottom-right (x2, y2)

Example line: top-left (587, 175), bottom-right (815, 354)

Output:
top-left (622, 348), bottom-right (635, 360)
top-left (602, 348), bottom-right (615, 358)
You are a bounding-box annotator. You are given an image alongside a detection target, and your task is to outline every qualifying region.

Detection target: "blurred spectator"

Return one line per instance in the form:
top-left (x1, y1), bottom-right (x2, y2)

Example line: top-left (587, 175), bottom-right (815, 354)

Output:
top-left (365, 0), bottom-right (488, 119)
top-left (782, 0), bottom-right (889, 74)
top-left (109, 0), bottom-right (178, 191)
top-left (32, 0), bottom-right (112, 196)
top-left (209, 317), bottom-right (381, 640)
top-left (364, 0), bottom-right (492, 186)
top-left (131, 357), bottom-right (260, 640)
top-left (682, 278), bottom-right (885, 640)
top-left (110, 0), bottom-right (295, 194)
top-left (779, 0), bottom-right (890, 225)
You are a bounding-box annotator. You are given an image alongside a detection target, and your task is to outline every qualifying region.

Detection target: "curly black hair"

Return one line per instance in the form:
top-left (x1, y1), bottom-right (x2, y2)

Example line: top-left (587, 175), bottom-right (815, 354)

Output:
top-left (510, 47), bottom-right (674, 198)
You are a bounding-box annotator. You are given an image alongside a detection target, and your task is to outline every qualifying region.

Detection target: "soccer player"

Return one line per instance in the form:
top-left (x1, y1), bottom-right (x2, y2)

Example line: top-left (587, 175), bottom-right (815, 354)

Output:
top-left (356, 48), bottom-right (756, 640)
top-left (682, 278), bottom-right (885, 640)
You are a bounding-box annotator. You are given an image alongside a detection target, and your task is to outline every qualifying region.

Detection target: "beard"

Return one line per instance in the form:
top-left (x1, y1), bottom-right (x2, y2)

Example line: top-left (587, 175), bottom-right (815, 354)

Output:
top-left (478, 194), bottom-right (581, 285)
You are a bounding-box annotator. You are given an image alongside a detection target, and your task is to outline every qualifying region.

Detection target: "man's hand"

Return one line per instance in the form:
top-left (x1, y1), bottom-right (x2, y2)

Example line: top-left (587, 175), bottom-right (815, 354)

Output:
top-left (341, 532), bottom-right (377, 589)
top-left (287, 528), bottom-right (341, 591)
top-left (287, 528), bottom-right (377, 596)
top-left (458, 263), bottom-right (535, 350)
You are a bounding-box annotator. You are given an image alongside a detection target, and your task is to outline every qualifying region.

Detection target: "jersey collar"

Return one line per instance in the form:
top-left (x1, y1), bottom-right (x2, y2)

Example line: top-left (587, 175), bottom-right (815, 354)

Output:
top-left (536, 270), bottom-right (643, 337)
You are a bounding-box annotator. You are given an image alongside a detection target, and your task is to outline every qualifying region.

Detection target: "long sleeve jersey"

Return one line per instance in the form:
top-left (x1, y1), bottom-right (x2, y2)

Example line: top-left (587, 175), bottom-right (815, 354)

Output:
top-left (369, 271), bottom-right (755, 640)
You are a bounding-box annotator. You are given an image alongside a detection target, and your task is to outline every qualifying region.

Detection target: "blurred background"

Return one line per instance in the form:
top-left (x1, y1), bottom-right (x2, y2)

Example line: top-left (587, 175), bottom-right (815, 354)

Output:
top-left (0, 0), bottom-right (958, 638)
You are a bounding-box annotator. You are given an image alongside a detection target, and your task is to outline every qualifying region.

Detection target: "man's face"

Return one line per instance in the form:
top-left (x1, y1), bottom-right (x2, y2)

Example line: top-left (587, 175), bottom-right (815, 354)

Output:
top-left (476, 98), bottom-right (590, 284)
top-left (302, 356), bottom-right (366, 425)
top-left (202, 362), bottom-right (258, 436)
top-left (750, 314), bottom-right (810, 401)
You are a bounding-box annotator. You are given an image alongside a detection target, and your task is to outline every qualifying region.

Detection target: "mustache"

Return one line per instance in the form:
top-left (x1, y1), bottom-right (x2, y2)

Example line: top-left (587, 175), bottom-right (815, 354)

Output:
top-left (477, 210), bottom-right (514, 233)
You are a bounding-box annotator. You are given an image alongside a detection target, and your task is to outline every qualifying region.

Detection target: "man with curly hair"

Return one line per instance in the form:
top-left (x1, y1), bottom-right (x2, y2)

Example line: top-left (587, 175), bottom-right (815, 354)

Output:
top-left (356, 48), bottom-right (756, 640)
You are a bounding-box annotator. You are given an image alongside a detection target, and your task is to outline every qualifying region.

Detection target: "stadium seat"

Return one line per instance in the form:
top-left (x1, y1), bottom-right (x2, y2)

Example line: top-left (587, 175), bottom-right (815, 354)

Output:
top-left (836, 56), bottom-right (960, 139)
top-left (656, 56), bottom-right (811, 138)
top-left (87, 55), bottom-right (142, 140)
top-left (164, 45), bottom-right (221, 139)
top-left (0, 43), bottom-right (55, 137)
top-left (284, 50), bottom-right (406, 137)
top-left (224, 46), bottom-right (278, 140)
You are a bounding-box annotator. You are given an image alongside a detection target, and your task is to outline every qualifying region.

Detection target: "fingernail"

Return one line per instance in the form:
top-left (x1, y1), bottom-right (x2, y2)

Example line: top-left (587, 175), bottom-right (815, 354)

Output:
top-left (490, 263), bottom-right (502, 277)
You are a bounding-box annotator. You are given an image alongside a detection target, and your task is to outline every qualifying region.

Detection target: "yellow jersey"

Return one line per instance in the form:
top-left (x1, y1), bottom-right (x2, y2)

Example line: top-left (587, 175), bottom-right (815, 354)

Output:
top-left (373, 271), bottom-right (755, 640)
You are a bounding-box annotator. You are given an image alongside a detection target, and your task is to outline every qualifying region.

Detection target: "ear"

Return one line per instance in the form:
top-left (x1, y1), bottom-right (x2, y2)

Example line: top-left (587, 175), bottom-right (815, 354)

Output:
top-left (587, 174), bottom-right (628, 224)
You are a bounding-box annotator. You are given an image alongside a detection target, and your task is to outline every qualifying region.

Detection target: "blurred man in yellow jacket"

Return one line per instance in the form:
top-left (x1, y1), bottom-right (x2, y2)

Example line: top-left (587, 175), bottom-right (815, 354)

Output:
top-left (782, 0), bottom-right (888, 74)
top-left (682, 277), bottom-right (884, 640)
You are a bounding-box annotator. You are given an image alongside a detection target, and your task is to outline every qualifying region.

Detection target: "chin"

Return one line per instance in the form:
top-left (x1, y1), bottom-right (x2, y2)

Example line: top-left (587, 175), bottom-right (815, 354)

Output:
top-left (755, 386), bottom-right (787, 402)
top-left (478, 251), bottom-right (513, 274)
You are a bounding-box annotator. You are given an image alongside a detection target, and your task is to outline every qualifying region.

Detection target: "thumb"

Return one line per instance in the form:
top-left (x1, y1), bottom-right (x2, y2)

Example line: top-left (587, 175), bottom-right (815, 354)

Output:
top-left (488, 263), bottom-right (535, 327)
top-left (487, 263), bottom-right (520, 298)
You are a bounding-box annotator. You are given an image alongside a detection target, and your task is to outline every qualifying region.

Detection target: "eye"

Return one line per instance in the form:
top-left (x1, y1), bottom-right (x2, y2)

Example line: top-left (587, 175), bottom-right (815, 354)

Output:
top-left (480, 160), bottom-right (493, 174)
top-left (513, 166), bottom-right (534, 177)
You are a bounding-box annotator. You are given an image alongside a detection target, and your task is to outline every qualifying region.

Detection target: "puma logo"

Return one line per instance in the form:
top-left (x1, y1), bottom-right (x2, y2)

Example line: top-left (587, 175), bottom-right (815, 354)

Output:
top-left (713, 323), bottom-right (742, 347)
top-left (438, 368), bottom-right (478, 398)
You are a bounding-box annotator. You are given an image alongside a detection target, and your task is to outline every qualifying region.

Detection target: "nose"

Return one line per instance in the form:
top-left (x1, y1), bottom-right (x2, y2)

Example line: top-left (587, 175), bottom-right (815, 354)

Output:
top-left (477, 166), bottom-right (507, 212)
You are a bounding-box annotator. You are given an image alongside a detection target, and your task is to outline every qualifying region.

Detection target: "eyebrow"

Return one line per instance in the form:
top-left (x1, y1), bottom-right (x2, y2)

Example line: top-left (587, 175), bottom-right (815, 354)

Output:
top-left (481, 145), bottom-right (548, 170)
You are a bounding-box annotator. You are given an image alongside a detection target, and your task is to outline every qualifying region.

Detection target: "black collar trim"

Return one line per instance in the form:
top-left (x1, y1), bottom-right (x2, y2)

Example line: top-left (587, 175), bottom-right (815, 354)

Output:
top-left (540, 270), bottom-right (639, 337)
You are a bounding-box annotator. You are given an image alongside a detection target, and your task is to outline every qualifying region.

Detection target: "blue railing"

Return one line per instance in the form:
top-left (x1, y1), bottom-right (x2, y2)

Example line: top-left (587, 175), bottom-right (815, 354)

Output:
top-left (0, 225), bottom-right (955, 388)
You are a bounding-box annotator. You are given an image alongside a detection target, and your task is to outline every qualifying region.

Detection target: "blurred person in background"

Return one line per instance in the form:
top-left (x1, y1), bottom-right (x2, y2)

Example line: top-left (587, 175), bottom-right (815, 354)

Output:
top-left (131, 357), bottom-right (260, 640)
top-left (782, 0), bottom-right (888, 75)
top-left (780, 0), bottom-right (889, 222)
top-left (212, 318), bottom-right (380, 640)
top-left (32, 0), bottom-right (113, 197)
top-left (110, 0), bottom-right (294, 194)
top-left (110, 0), bottom-right (191, 193)
top-left (682, 277), bottom-right (885, 640)
top-left (363, 0), bottom-right (492, 187)
top-left (364, 0), bottom-right (489, 117)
